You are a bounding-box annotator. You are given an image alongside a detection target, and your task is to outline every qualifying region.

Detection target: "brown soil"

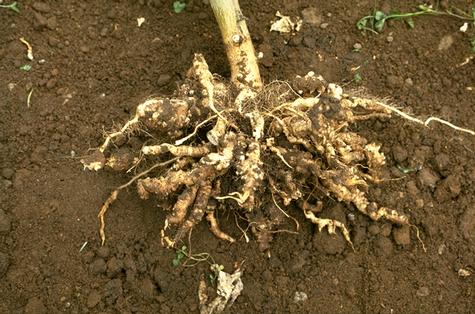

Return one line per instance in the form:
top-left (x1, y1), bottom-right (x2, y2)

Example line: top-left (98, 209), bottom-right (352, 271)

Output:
top-left (1, 0), bottom-right (475, 313)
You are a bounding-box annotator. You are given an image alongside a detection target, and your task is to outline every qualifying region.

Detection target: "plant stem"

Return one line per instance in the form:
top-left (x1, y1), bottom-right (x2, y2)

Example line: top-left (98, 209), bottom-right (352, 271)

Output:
top-left (209, 0), bottom-right (262, 90)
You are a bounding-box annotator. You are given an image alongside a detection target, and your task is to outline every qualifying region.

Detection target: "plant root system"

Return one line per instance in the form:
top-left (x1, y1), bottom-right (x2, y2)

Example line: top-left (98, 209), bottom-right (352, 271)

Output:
top-left (83, 54), bottom-right (411, 251)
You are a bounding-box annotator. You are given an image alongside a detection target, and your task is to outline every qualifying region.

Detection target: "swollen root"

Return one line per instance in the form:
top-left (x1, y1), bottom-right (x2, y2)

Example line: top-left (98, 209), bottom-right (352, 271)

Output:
top-left (84, 54), bottom-right (413, 251)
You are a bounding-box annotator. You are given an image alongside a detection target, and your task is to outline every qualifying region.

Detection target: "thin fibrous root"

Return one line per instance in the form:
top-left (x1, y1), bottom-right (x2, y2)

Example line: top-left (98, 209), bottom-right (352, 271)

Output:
top-left (206, 211), bottom-right (235, 243)
top-left (303, 209), bottom-right (354, 251)
top-left (98, 190), bottom-right (118, 246)
top-left (98, 159), bottom-right (177, 245)
top-left (354, 97), bottom-right (475, 136)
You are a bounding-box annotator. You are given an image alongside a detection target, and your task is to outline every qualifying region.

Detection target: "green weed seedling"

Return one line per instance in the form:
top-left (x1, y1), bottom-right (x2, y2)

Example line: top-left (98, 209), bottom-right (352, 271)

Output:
top-left (173, 1), bottom-right (186, 13)
top-left (172, 245), bottom-right (187, 267)
top-left (357, 4), bottom-right (475, 53)
top-left (0, 2), bottom-right (20, 13)
top-left (20, 64), bottom-right (31, 71)
top-left (354, 73), bottom-right (363, 84)
top-left (357, 4), bottom-right (474, 33)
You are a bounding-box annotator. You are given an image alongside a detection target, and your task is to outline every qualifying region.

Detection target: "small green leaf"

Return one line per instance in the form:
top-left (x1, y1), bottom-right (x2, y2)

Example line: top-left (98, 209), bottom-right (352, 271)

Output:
top-left (173, 1), bottom-right (186, 13)
top-left (374, 19), bottom-right (386, 32)
top-left (374, 11), bottom-right (386, 21)
top-left (0, 2), bottom-right (20, 13)
top-left (405, 17), bottom-right (415, 29)
top-left (356, 18), bottom-right (368, 30)
top-left (20, 64), bottom-right (31, 71)
top-left (354, 73), bottom-right (362, 84)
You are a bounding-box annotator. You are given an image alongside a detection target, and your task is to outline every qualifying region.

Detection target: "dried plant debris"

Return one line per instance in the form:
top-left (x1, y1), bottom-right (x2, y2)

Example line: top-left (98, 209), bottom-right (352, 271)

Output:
top-left (82, 54), bottom-right (410, 250)
top-left (198, 265), bottom-right (243, 314)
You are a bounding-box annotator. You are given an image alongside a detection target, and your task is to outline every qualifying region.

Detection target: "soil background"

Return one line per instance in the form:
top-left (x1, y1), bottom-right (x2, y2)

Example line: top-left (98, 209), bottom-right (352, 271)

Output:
top-left (1, 0), bottom-right (475, 313)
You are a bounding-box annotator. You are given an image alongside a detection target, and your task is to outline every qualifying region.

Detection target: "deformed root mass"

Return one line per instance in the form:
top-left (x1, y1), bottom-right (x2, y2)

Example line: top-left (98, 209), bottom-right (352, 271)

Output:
top-left (82, 54), bottom-right (409, 251)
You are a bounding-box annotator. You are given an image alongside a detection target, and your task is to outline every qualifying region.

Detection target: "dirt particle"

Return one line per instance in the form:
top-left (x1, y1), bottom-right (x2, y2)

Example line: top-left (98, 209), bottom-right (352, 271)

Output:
top-left (380, 223), bottom-right (392, 237)
top-left (460, 206), bottom-right (475, 243)
top-left (368, 224), bottom-right (380, 236)
top-left (434, 153), bottom-right (450, 175)
top-left (303, 36), bottom-right (316, 48)
top-left (106, 256), bottom-right (124, 278)
top-left (353, 43), bottom-right (362, 50)
top-left (103, 278), bottom-right (123, 305)
top-left (33, 12), bottom-right (48, 28)
top-left (86, 290), bottom-right (101, 308)
top-left (140, 277), bottom-right (158, 300)
top-left (46, 78), bottom-right (57, 89)
top-left (257, 43), bottom-right (273, 67)
top-left (435, 175), bottom-right (461, 202)
top-left (157, 74), bottom-right (172, 87)
top-left (386, 75), bottom-right (403, 89)
top-left (404, 78), bottom-right (413, 87)
top-left (46, 16), bottom-right (57, 30)
top-left (32, 2), bottom-right (51, 13)
top-left (0, 252), bottom-right (10, 278)
top-left (0, 210), bottom-right (11, 234)
top-left (89, 258), bottom-right (107, 275)
top-left (386, 35), bottom-right (394, 43)
top-left (319, 23), bottom-right (329, 29)
top-left (1, 168), bottom-right (15, 179)
top-left (24, 297), bottom-right (46, 314)
top-left (301, 7), bottom-right (322, 26)
top-left (392, 225), bottom-right (411, 246)
top-left (406, 180), bottom-right (419, 197)
top-left (374, 236), bottom-right (393, 256)
top-left (417, 167), bottom-right (440, 188)
top-left (313, 231), bottom-right (346, 255)
top-left (96, 246), bottom-right (110, 259)
top-left (416, 286), bottom-right (430, 297)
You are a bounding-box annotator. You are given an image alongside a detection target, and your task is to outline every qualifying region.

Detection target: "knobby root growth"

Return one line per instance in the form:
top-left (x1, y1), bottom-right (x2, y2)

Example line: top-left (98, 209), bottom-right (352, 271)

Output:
top-left (82, 54), bottom-right (472, 252)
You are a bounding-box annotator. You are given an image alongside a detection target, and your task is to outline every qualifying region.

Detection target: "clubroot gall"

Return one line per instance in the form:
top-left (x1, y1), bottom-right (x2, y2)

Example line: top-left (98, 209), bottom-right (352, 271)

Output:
top-left (82, 0), bottom-right (435, 252)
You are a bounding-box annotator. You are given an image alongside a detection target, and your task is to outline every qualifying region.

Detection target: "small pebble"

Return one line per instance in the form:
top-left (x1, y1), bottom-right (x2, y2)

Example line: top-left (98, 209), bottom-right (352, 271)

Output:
top-left (386, 36), bottom-right (394, 43)
top-left (405, 78), bottom-right (413, 86)
top-left (353, 43), bottom-right (362, 50)
top-left (320, 23), bottom-right (329, 29)
top-left (293, 291), bottom-right (308, 303)
top-left (89, 258), bottom-right (107, 275)
top-left (80, 45), bottom-right (90, 53)
top-left (86, 290), bottom-right (101, 308)
top-left (416, 286), bottom-right (430, 297)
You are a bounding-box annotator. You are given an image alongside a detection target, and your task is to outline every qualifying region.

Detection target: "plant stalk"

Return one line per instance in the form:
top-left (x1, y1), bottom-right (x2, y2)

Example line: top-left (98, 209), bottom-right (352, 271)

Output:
top-left (209, 0), bottom-right (262, 90)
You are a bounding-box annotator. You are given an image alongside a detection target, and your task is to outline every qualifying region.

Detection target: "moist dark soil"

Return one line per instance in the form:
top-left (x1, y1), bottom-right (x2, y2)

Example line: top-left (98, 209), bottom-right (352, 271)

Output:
top-left (1, 0), bottom-right (475, 313)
